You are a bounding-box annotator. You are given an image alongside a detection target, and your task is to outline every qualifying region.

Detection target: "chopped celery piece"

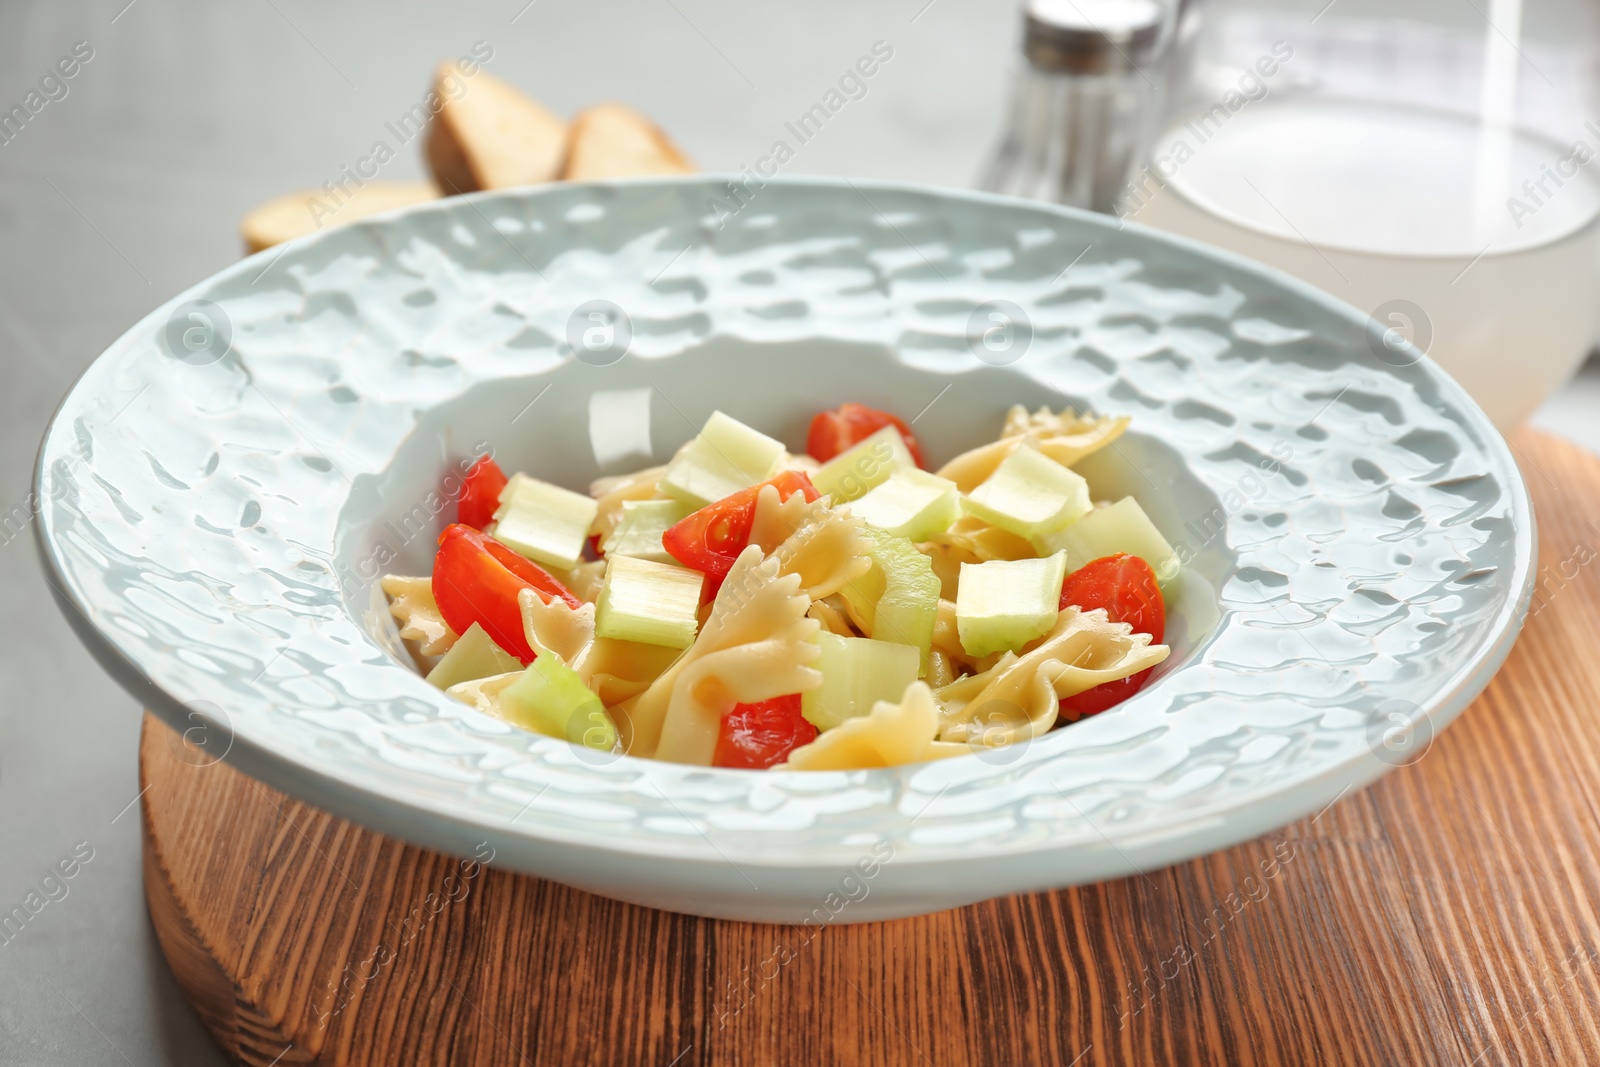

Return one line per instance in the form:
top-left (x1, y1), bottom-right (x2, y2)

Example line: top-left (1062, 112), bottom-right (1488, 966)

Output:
top-left (491, 473), bottom-right (599, 571)
top-left (595, 555), bottom-right (705, 648)
top-left (956, 552), bottom-right (1069, 657)
top-left (661, 410), bottom-right (786, 508)
top-left (1033, 496), bottom-right (1180, 586)
top-left (499, 654), bottom-right (618, 752)
top-left (836, 527), bottom-right (940, 675)
top-left (425, 622), bottom-right (522, 690)
top-left (851, 468), bottom-right (960, 541)
top-left (801, 631), bottom-right (920, 732)
top-left (812, 425), bottom-right (914, 503)
top-left (962, 444), bottom-right (1091, 540)
top-left (837, 557), bottom-right (884, 630)
top-left (601, 498), bottom-right (690, 563)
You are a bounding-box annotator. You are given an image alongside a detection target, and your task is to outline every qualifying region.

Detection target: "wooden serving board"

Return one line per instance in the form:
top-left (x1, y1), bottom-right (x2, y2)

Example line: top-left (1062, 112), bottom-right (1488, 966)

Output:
top-left (141, 428), bottom-right (1600, 1067)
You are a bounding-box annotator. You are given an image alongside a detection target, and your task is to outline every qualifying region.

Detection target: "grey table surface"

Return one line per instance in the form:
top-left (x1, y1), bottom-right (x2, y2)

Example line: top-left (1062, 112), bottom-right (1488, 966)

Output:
top-left (0, 2), bottom-right (1593, 1064)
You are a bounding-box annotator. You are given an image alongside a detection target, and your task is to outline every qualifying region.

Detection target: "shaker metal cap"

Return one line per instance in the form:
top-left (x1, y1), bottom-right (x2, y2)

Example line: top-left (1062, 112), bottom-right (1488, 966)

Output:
top-left (1024, 0), bottom-right (1166, 74)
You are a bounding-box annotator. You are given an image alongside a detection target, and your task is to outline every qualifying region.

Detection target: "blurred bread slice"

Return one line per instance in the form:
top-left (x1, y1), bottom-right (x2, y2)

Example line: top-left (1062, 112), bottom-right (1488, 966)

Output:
top-left (240, 181), bottom-right (439, 254)
top-left (426, 63), bottom-right (566, 192)
top-left (558, 104), bottom-right (694, 180)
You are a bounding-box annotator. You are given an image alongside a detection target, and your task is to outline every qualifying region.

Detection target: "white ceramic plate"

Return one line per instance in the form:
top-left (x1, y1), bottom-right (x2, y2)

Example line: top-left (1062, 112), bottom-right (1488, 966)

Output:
top-left (35, 178), bottom-right (1534, 922)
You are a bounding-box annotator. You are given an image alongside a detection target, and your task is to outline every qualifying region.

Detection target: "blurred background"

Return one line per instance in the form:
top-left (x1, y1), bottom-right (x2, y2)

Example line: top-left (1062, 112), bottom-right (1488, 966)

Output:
top-left (2, 0), bottom-right (1596, 1063)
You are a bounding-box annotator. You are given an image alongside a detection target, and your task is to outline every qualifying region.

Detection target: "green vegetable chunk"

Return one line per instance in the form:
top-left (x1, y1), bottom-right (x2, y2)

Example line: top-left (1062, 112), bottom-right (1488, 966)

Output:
top-left (812, 425), bottom-right (915, 503)
top-left (492, 473), bottom-right (600, 571)
top-left (962, 444), bottom-right (1092, 540)
top-left (836, 526), bottom-right (941, 675)
top-left (500, 654), bottom-right (618, 752)
top-left (595, 554), bottom-right (705, 648)
top-left (661, 410), bottom-right (787, 508)
top-left (956, 552), bottom-right (1070, 657)
top-left (801, 631), bottom-right (920, 732)
top-left (425, 622), bottom-right (522, 690)
top-left (601, 498), bottom-right (690, 563)
top-left (851, 468), bottom-right (960, 541)
top-left (1033, 496), bottom-right (1180, 586)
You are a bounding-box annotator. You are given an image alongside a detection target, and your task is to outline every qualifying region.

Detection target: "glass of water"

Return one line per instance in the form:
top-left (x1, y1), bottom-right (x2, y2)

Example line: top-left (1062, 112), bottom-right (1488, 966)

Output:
top-left (1120, 0), bottom-right (1600, 430)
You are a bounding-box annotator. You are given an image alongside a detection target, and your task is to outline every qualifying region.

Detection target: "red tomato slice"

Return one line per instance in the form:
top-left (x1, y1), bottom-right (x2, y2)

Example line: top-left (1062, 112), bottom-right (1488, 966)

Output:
top-left (1057, 553), bottom-right (1165, 718)
top-left (457, 455), bottom-right (508, 530)
top-left (713, 694), bottom-right (818, 769)
top-left (661, 470), bottom-right (819, 598)
top-left (1058, 553), bottom-right (1165, 640)
top-left (805, 403), bottom-right (926, 469)
top-left (431, 524), bottom-right (579, 664)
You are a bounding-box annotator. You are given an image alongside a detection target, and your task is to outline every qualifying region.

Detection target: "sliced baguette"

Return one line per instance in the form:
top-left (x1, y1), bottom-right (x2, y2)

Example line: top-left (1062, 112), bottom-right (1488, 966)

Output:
top-left (240, 181), bottom-right (438, 254)
top-left (558, 103), bottom-right (695, 181)
top-left (425, 63), bottom-right (566, 192)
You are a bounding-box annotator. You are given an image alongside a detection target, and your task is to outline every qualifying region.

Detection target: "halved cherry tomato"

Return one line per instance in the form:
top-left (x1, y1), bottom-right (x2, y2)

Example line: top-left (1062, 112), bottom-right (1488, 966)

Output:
top-left (661, 470), bottom-right (819, 598)
top-left (806, 403), bottom-right (926, 469)
top-left (1057, 554), bottom-right (1165, 718)
top-left (457, 455), bottom-right (508, 530)
top-left (431, 523), bottom-right (579, 664)
top-left (713, 694), bottom-right (817, 769)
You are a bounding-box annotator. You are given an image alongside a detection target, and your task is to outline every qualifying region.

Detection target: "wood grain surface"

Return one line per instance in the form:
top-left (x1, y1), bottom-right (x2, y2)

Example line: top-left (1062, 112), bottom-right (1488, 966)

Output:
top-left (139, 428), bottom-right (1600, 1067)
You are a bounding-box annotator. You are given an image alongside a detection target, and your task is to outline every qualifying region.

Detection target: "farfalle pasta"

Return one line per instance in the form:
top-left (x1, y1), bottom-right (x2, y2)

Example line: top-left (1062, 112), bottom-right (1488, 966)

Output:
top-left (615, 545), bottom-right (821, 762)
top-left (380, 574), bottom-right (458, 659)
top-left (935, 606), bottom-right (1169, 747)
top-left (382, 401), bottom-right (1179, 770)
top-left (769, 503), bottom-right (873, 601)
top-left (936, 406), bottom-right (1129, 492)
top-left (781, 682), bottom-right (967, 770)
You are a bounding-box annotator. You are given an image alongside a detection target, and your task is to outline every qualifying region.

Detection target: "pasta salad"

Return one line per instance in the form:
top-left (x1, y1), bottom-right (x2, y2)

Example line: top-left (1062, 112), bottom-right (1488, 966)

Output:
top-left (382, 403), bottom-right (1178, 770)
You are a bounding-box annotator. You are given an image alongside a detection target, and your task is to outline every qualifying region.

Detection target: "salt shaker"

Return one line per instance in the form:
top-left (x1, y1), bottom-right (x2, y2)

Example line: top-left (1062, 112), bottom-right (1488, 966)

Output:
top-left (979, 0), bottom-right (1175, 213)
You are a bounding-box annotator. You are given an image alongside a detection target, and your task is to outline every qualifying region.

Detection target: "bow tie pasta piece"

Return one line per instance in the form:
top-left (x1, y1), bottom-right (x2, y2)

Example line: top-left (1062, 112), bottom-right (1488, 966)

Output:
top-left (580, 639), bottom-right (684, 709)
top-left (614, 545), bottom-right (822, 764)
top-left (937, 406), bottom-right (1128, 493)
top-left (381, 574), bottom-right (459, 657)
top-left (519, 588), bottom-right (598, 665)
top-left (768, 501), bottom-right (873, 600)
top-left (935, 606), bottom-right (1169, 748)
top-left (748, 482), bottom-right (819, 553)
top-left (780, 682), bottom-right (968, 770)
